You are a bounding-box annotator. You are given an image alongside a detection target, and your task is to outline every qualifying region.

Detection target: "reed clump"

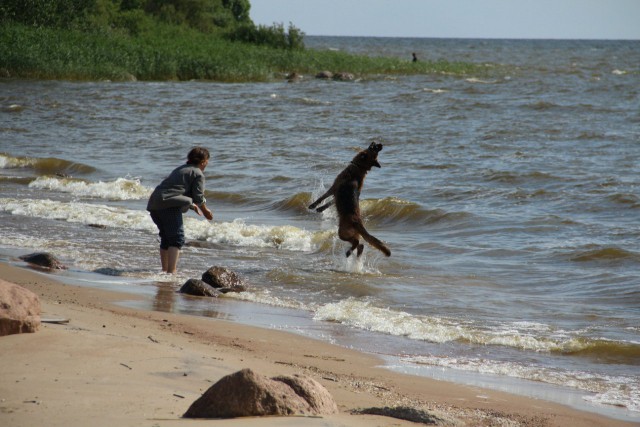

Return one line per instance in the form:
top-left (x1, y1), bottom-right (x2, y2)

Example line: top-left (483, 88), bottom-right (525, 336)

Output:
top-left (0, 23), bottom-right (488, 82)
top-left (1, 0), bottom-right (490, 81)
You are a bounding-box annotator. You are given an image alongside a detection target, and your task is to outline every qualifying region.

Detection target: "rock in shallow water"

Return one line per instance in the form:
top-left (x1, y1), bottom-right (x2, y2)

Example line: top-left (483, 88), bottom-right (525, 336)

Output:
top-left (178, 278), bottom-right (221, 297)
top-left (19, 252), bottom-right (67, 270)
top-left (201, 266), bottom-right (247, 293)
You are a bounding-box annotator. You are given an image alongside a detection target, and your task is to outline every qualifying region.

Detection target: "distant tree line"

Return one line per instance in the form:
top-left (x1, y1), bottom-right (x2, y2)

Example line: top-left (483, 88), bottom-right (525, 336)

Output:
top-left (0, 0), bottom-right (304, 49)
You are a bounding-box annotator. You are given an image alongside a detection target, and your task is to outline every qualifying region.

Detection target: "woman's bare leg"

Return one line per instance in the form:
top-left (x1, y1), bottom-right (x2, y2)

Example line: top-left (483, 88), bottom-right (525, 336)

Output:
top-left (160, 248), bottom-right (169, 272)
top-left (166, 246), bottom-right (180, 274)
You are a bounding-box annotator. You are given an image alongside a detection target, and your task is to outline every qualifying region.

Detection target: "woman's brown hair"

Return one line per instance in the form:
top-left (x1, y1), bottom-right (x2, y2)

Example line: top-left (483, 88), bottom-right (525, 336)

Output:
top-left (187, 147), bottom-right (210, 165)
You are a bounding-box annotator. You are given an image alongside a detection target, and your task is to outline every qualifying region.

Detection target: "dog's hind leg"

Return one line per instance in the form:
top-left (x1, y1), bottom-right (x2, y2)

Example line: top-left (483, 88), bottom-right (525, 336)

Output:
top-left (345, 239), bottom-right (364, 258)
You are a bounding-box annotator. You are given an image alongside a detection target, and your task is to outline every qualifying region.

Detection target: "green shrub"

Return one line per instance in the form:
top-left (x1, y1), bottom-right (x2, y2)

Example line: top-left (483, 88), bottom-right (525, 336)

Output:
top-left (225, 22), bottom-right (305, 50)
top-left (111, 9), bottom-right (154, 36)
top-left (0, 0), bottom-right (93, 28)
top-left (144, 0), bottom-right (240, 32)
top-left (222, 0), bottom-right (251, 23)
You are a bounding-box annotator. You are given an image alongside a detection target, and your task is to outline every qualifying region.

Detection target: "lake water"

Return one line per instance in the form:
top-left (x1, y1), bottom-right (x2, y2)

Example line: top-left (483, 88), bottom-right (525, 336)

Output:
top-left (1, 36), bottom-right (638, 421)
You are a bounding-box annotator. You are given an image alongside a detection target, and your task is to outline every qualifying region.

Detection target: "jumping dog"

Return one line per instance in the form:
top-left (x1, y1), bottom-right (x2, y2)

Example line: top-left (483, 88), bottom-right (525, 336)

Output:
top-left (309, 142), bottom-right (391, 258)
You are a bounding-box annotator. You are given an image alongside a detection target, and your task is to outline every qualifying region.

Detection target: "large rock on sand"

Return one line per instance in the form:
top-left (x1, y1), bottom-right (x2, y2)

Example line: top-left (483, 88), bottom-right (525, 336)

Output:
top-left (201, 266), bottom-right (247, 293)
top-left (183, 368), bottom-right (338, 419)
top-left (0, 280), bottom-right (41, 336)
top-left (19, 252), bottom-right (67, 269)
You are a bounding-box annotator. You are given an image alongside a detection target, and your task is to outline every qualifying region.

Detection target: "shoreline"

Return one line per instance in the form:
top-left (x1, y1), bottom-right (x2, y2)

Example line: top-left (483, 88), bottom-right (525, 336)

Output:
top-left (0, 261), bottom-right (637, 427)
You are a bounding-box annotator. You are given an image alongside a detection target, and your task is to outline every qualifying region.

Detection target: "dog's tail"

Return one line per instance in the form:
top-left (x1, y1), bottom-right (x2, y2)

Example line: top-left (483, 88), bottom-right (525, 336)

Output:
top-left (355, 223), bottom-right (391, 257)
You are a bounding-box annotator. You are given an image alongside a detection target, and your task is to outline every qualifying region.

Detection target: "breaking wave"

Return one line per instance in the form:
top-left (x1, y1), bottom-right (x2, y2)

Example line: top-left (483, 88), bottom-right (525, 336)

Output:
top-left (29, 176), bottom-right (151, 201)
top-left (360, 197), bottom-right (471, 226)
top-left (189, 218), bottom-right (316, 252)
top-left (0, 153), bottom-right (96, 175)
top-left (268, 192), bottom-right (312, 214)
top-left (0, 197), bottom-right (319, 253)
top-left (313, 298), bottom-right (640, 360)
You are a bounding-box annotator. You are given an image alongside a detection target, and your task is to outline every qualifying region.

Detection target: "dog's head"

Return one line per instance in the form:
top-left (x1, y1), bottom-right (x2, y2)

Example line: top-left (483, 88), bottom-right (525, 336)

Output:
top-left (352, 141), bottom-right (383, 170)
top-left (368, 141), bottom-right (383, 154)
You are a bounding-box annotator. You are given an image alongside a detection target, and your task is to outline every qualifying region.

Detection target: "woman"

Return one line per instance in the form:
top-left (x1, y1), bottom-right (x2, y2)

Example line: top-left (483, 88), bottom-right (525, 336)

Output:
top-left (147, 147), bottom-right (213, 273)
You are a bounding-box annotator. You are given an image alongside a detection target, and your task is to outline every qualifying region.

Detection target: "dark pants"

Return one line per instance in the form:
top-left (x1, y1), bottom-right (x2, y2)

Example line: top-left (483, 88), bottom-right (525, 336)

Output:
top-left (149, 208), bottom-right (185, 250)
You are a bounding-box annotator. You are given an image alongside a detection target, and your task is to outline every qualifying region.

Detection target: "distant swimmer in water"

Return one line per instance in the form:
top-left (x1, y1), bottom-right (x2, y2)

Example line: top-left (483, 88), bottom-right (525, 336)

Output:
top-left (147, 147), bottom-right (213, 274)
top-left (412, 52), bottom-right (418, 62)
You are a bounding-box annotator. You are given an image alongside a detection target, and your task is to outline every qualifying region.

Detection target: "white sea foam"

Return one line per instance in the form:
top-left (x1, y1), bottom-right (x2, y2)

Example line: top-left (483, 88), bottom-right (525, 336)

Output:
top-left (0, 231), bottom-right (55, 250)
top-left (0, 153), bottom-right (32, 168)
top-left (299, 97), bottom-right (331, 106)
top-left (187, 218), bottom-right (316, 252)
top-left (330, 248), bottom-right (382, 275)
top-left (313, 298), bottom-right (609, 353)
top-left (0, 198), bottom-right (155, 230)
top-left (465, 77), bottom-right (497, 84)
top-left (225, 288), bottom-right (307, 310)
top-left (314, 298), bottom-right (473, 343)
top-left (422, 88), bottom-right (449, 94)
top-left (29, 176), bottom-right (152, 200)
top-left (585, 388), bottom-right (640, 413)
top-left (0, 229), bottom-right (112, 273)
top-left (141, 272), bottom-right (191, 284)
top-left (0, 198), bottom-right (319, 253)
top-left (404, 355), bottom-right (640, 412)
top-left (338, 253), bottom-right (366, 273)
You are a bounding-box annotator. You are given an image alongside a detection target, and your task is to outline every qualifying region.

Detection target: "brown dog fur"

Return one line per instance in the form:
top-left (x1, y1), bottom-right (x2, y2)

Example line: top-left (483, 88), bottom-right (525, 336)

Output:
top-left (309, 142), bottom-right (391, 258)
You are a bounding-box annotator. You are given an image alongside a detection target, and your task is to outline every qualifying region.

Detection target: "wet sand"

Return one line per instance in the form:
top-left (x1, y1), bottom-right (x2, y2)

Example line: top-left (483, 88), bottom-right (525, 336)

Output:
top-left (0, 262), bottom-right (635, 427)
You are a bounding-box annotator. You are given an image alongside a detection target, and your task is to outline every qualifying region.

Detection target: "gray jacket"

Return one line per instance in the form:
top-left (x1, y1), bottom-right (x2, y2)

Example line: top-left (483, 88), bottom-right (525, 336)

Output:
top-left (147, 164), bottom-right (206, 213)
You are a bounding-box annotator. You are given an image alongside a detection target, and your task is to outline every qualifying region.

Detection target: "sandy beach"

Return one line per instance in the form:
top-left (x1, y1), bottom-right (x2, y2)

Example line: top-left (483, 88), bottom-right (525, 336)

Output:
top-left (0, 262), bottom-right (635, 427)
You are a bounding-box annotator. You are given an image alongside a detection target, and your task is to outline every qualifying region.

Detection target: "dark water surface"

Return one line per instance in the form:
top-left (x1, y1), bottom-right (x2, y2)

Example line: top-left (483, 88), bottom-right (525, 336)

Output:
top-left (1, 37), bottom-right (638, 420)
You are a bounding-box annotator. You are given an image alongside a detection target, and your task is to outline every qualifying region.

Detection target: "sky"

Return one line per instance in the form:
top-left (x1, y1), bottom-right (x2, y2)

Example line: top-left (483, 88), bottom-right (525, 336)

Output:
top-left (249, 0), bottom-right (640, 40)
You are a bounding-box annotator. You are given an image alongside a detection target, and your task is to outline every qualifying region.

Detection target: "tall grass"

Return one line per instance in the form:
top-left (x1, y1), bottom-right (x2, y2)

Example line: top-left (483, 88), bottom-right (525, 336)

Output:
top-left (1, 23), bottom-right (490, 82)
